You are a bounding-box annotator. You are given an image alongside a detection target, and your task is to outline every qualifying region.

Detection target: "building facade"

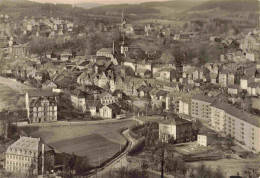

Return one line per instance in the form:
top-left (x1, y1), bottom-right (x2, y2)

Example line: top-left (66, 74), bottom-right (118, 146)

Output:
top-left (191, 95), bottom-right (215, 122)
top-left (159, 116), bottom-right (194, 143)
top-left (26, 90), bottom-right (58, 123)
top-left (5, 136), bottom-right (40, 175)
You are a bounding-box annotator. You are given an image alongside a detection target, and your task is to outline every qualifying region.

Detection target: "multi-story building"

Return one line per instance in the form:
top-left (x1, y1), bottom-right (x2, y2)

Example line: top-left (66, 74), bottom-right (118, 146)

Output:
top-left (210, 102), bottom-right (230, 132)
top-left (159, 116), bottom-right (195, 143)
top-left (179, 99), bottom-right (190, 116)
top-left (191, 95), bottom-right (215, 122)
top-left (99, 92), bottom-right (116, 105)
top-left (218, 70), bottom-right (235, 88)
top-left (191, 95), bottom-right (260, 152)
top-left (26, 90), bottom-right (58, 123)
top-left (5, 136), bottom-right (40, 175)
top-left (70, 89), bottom-right (89, 112)
top-left (224, 107), bottom-right (260, 152)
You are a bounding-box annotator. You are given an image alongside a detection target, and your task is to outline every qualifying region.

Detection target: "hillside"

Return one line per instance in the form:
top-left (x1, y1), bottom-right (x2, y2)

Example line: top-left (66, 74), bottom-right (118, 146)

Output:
top-left (87, 0), bottom-right (204, 15)
top-left (0, 0), bottom-right (89, 21)
top-left (74, 3), bottom-right (102, 9)
top-left (190, 0), bottom-right (259, 12)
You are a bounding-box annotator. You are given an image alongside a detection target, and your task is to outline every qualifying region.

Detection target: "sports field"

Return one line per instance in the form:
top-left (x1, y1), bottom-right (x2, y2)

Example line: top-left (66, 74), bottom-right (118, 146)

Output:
top-left (21, 120), bottom-right (137, 165)
top-left (49, 134), bottom-right (121, 165)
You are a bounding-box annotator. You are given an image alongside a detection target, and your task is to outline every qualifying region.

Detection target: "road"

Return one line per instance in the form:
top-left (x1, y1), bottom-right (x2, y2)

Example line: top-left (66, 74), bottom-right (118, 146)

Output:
top-left (89, 129), bottom-right (133, 178)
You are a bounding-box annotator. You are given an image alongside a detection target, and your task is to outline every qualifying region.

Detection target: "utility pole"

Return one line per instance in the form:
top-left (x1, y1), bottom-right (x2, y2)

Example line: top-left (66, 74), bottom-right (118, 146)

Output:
top-left (161, 143), bottom-right (165, 178)
top-left (42, 143), bottom-right (45, 177)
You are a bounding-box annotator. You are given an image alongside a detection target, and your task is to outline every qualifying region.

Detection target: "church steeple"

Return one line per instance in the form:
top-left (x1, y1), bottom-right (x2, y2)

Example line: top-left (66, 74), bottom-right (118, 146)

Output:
top-left (121, 10), bottom-right (126, 26)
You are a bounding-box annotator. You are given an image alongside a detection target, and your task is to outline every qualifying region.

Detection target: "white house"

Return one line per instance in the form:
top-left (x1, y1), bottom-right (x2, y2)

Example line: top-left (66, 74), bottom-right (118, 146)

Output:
top-left (197, 134), bottom-right (207, 146)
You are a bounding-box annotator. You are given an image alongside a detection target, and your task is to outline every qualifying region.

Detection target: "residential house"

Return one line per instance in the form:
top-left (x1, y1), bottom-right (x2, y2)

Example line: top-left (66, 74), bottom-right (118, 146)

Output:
top-left (197, 134), bottom-right (216, 147)
top-left (150, 89), bottom-right (168, 109)
top-left (156, 68), bottom-right (176, 82)
top-left (159, 116), bottom-right (194, 143)
top-left (137, 85), bottom-right (153, 97)
top-left (99, 103), bottom-right (121, 119)
top-left (71, 89), bottom-right (93, 112)
top-left (210, 73), bottom-right (218, 84)
top-left (193, 68), bottom-right (204, 80)
top-left (77, 72), bottom-right (94, 86)
top-left (88, 101), bottom-right (102, 117)
top-left (42, 80), bottom-right (57, 89)
top-left (25, 90), bottom-right (58, 123)
top-left (218, 70), bottom-right (235, 87)
top-left (228, 85), bottom-right (240, 95)
top-left (136, 60), bottom-right (152, 77)
top-left (96, 48), bottom-right (113, 59)
top-left (247, 82), bottom-right (260, 96)
top-left (99, 92), bottom-right (116, 105)
top-left (110, 76), bottom-right (125, 92)
top-left (240, 75), bottom-right (255, 90)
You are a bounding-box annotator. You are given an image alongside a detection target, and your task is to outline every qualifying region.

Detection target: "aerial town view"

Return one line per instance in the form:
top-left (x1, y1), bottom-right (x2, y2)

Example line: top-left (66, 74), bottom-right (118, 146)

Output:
top-left (0, 0), bottom-right (259, 177)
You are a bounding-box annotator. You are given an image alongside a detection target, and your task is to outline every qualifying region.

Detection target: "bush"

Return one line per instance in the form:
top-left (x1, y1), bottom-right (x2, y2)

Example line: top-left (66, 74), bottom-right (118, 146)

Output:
top-left (128, 137), bottom-right (146, 156)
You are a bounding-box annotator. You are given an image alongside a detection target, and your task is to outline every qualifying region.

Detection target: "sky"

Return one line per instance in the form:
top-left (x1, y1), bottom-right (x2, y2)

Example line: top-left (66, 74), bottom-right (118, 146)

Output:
top-left (32, 0), bottom-right (170, 5)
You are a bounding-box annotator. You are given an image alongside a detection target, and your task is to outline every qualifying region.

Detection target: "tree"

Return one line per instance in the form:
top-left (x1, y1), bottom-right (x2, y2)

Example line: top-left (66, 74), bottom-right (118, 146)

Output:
top-left (243, 165), bottom-right (259, 178)
top-left (74, 156), bottom-right (90, 175)
top-left (160, 50), bottom-right (175, 64)
top-left (188, 164), bottom-right (225, 178)
top-left (144, 70), bottom-right (152, 79)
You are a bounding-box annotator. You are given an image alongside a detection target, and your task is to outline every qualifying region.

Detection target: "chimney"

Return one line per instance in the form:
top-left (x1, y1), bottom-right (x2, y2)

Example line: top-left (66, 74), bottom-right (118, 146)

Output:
top-left (42, 143), bottom-right (45, 176)
top-left (113, 41), bottom-right (115, 54)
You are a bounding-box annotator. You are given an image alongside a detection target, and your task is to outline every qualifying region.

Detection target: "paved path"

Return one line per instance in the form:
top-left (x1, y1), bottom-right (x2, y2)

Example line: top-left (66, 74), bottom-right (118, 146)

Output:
top-left (17, 118), bottom-right (136, 127)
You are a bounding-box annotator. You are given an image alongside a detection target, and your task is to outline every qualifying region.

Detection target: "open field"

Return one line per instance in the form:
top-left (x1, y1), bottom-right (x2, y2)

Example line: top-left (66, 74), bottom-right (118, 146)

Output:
top-left (49, 134), bottom-right (120, 165)
top-left (187, 158), bottom-right (260, 177)
top-left (20, 120), bottom-right (137, 164)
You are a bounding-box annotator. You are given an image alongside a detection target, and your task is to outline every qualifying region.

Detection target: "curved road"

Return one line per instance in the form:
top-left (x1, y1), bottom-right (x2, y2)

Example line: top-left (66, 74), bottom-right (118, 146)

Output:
top-left (89, 129), bottom-right (134, 178)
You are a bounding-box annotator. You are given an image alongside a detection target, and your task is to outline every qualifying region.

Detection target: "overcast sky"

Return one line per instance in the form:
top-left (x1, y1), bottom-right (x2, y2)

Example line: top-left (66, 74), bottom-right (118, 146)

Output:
top-left (32, 0), bottom-right (171, 5)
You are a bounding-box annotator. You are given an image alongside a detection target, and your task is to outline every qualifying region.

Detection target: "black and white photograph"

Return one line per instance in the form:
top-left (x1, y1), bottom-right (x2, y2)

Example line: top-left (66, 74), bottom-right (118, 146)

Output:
top-left (0, 0), bottom-right (259, 177)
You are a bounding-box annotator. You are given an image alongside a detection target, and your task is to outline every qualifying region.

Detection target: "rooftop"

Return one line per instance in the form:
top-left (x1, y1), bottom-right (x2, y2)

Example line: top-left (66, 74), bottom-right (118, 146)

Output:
top-left (192, 94), bottom-right (215, 104)
top-left (160, 116), bottom-right (192, 125)
top-left (6, 136), bottom-right (40, 154)
top-left (27, 90), bottom-right (56, 97)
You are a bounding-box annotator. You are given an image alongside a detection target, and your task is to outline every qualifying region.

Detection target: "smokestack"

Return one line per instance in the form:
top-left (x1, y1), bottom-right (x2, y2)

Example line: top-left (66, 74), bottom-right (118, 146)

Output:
top-left (42, 143), bottom-right (44, 176)
top-left (113, 41), bottom-right (115, 54)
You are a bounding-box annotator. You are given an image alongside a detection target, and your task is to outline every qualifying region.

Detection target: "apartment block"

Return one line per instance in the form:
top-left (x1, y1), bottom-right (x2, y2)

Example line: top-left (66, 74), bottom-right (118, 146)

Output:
top-left (191, 95), bottom-right (215, 122)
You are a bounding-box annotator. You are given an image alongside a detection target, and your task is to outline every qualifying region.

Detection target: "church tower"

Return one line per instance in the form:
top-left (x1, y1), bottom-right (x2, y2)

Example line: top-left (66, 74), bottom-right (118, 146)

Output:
top-left (122, 10), bottom-right (126, 28)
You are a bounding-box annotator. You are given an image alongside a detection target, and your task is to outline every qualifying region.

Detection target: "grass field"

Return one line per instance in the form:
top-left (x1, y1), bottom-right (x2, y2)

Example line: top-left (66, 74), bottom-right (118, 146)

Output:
top-left (49, 134), bottom-right (121, 165)
top-left (20, 120), bottom-right (137, 165)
